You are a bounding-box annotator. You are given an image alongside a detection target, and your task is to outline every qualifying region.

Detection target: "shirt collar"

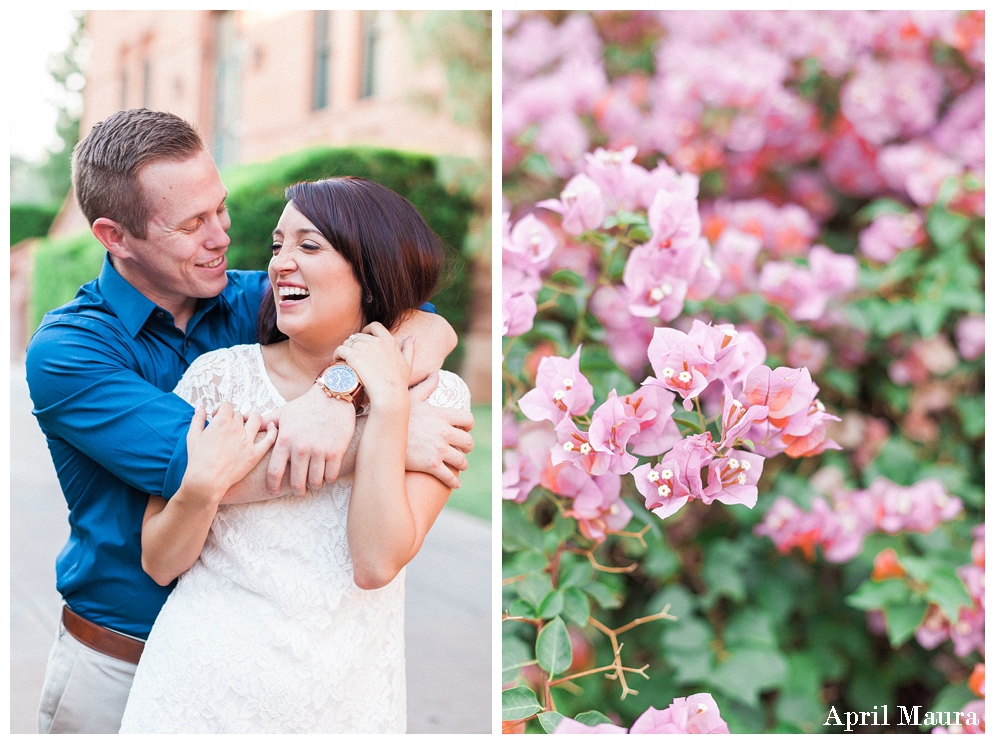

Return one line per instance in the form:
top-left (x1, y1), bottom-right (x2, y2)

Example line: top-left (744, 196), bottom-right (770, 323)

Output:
top-left (97, 254), bottom-right (225, 337)
top-left (98, 254), bottom-right (158, 338)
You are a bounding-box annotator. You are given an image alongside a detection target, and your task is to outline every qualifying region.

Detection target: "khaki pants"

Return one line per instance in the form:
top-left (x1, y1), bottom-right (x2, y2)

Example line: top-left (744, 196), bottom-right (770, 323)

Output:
top-left (37, 621), bottom-right (138, 734)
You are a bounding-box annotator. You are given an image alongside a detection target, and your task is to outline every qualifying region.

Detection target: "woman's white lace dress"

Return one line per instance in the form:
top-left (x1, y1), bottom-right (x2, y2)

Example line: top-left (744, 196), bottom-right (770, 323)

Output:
top-left (118, 344), bottom-right (470, 734)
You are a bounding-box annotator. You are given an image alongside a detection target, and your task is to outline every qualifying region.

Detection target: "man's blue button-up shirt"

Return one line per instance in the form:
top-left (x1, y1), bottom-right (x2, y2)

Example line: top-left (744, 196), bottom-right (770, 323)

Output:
top-left (26, 255), bottom-right (268, 639)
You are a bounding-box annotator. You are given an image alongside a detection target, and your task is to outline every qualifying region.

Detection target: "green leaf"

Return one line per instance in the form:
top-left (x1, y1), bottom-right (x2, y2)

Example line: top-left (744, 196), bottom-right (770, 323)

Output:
top-left (927, 206), bottom-right (970, 248)
top-left (585, 581), bottom-right (622, 609)
top-left (724, 608), bottom-right (778, 649)
top-left (914, 300), bottom-right (948, 338)
top-left (868, 438), bottom-right (920, 486)
top-left (580, 344), bottom-right (637, 400)
top-left (875, 300), bottom-right (917, 336)
top-left (508, 599), bottom-right (537, 619)
top-left (548, 269), bottom-right (585, 288)
top-left (517, 574), bottom-right (554, 607)
top-left (522, 152), bottom-right (556, 180)
top-left (648, 584), bottom-right (695, 620)
top-left (640, 533), bottom-right (680, 580)
top-left (855, 198), bottom-right (910, 223)
top-left (562, 587), bottom-right (591, 628)
top-left (821, 367), bottom-right (857, 398)
top-left (537, 711), bottom-right (565, 733)
top-left (538, 590), bottom-right (566, 619)
top-left (701, 539), bottom-right (751, 605)
top-left (502, 636), bottom-right (535, 684)
top-left (955, 394), bottom-right (985, 439)
top-left (559, 561), bottom-right (593, 589)
top-left (672, 409), bottom-right (704, 434)
top-left (733, 293), bottom-right (767, 322)
top-left (846, 579), bottom-right (910, 611)
top-left (501, 685), bottom-right (541, 721)
top-left (575, 711), bottom-right (615, 726)
top-left (668, 647), bottom-right (714, 684)
top-left (885, 599), bottom-right (928, 647)
top-left (502, 501), bottom-right (547, 552)
top-left (663, 616), bottom-right (714, 649)
top-left (924, 568), bottom-right (974, 621)
top-left (549, 512), bottom-right (578, 542)
top-left (528, 320), bottom-right (571, 356)
top-left (711, 648), bottom-right (788, 706)
top-left (536, 617), bottom-right (572, 676)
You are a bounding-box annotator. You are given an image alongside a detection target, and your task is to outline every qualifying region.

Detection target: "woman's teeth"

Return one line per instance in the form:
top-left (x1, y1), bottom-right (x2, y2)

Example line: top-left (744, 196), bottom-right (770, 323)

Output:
top-left (279, 286), bottom-right (310, 298)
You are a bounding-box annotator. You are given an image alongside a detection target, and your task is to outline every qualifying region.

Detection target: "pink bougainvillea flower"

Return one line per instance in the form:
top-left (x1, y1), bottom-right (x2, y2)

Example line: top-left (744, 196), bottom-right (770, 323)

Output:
top-left (630, 694), bottom-right (730, 734)
top-left (949, 606), bottom-right (985, 658)
top-left (955, 313), bottom-right (985, 361)
top-left (703, 450), bottom-right (764, 508)
top-left (501, 450), bottom-right (541, 504)
top-left (537, 172), bottom-right (607, 235)
top-left (519, 346), bottom-right (595, 424)
top-left (718, 387), bottom-right (768, 451)
top-left (645, 174), bottom-right (702, 252)
top-left (542, 461), bottom-right (630, 542)
top-left (582, 145), bottom-right (643, 212)
top-left (504, 213), bottom-right (559, 273)
top-left (712, 227), bottom-right (763, 300)
top-left (622, 243), bottom-right (691, 321)
top-left (565, 471), bottom-right (631, 542)
top-left (645, 327), bottom-right (716, 410)
top-left (743, 365), bottom-right (818, 424)
top-left (551, 418), bottom-right (612, 476)
top-left (588, 284), bottom-right (656, 378)
top-left (633, 459), bottom-right (690, 519)
top-left (620, 384), bottom-right (681, 456)
top-left (858, 211), bottom-right (924, 263)
top-left (553, 693), bottom-right (728, 734)
top-left (586, 392), bottom-right (641, 475)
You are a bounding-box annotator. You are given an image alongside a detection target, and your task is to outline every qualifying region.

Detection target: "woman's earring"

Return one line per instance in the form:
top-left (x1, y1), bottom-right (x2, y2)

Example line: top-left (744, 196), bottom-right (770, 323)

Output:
top-left (365, 292), bottom-right (373, 303)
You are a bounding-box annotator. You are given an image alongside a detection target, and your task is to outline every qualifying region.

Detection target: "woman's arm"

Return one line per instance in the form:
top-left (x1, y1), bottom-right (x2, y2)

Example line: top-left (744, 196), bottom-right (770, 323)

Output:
top-left (335, 324), bottom-right (457, 590)
top-left (140, 403), bottom-right (276, 585)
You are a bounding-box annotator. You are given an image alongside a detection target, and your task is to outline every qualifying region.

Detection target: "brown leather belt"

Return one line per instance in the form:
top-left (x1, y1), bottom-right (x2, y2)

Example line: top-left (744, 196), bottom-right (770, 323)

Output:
top-left (61, 606), bottom-right (144, 665)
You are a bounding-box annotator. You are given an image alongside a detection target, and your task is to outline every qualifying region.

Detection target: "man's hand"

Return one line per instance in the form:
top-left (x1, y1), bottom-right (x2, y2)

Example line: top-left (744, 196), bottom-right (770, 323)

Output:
top-left (405, 373), bottom-right (474, 489)
top-left (263, 384), bottom-right (356, 497)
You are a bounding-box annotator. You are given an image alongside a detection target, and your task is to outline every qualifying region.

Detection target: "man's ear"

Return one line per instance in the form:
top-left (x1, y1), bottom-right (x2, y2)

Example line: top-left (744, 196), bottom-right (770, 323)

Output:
top-left (92, 217), bottom-right (132, 259)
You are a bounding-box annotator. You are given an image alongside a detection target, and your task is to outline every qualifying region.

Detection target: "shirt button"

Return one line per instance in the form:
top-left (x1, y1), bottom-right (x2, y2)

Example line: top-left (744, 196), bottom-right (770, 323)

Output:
top-left (186, 340), bottom-right (191, 347)
top-left (156, 311), bottom-right (164, 318)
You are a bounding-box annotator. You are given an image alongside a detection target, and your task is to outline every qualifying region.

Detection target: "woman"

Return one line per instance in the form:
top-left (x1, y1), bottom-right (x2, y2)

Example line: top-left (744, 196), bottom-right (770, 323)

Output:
top-left (118, 177), bottom-right (470, 733)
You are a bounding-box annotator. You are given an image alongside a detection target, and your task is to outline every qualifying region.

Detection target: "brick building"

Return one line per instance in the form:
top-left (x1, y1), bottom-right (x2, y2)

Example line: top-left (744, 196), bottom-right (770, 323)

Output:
top-left (40, 9), bottom-right (491, 399)
top-left (52, 9), bottom-right (486, 236)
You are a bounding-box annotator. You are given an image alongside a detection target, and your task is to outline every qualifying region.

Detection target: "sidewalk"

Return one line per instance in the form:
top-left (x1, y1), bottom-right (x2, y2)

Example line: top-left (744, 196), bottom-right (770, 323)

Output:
top-left (9, 363), bottom-right (491, 733)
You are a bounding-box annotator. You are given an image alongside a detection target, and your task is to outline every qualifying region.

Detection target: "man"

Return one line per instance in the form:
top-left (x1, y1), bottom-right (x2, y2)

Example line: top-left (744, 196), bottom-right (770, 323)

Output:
top-left (25, 108), bottom-right (474, 733)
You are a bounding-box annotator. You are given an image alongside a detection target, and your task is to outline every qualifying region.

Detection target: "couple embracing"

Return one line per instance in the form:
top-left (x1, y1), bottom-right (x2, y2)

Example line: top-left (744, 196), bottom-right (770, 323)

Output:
top-left (26, 109), bottom-right (475, 734)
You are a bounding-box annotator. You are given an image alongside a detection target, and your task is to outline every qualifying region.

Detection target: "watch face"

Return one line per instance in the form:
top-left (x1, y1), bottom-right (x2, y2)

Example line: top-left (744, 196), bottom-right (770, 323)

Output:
top-left (322, 365), bottom-right (359, 393)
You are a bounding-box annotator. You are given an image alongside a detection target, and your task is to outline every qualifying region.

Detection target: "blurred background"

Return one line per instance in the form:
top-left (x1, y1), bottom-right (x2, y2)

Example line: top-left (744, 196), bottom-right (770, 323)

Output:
top-left (9, 9), bottom-right (492, 734)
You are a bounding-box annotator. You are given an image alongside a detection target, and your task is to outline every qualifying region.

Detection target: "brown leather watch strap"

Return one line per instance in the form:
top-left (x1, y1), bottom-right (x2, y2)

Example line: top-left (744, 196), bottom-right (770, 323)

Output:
top-left (62, 605), bottom-right (144, 665)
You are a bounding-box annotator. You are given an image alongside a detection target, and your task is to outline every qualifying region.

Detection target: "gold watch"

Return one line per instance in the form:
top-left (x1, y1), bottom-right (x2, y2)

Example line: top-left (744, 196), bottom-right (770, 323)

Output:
top-left (315, 363), bottom-right (363, 405)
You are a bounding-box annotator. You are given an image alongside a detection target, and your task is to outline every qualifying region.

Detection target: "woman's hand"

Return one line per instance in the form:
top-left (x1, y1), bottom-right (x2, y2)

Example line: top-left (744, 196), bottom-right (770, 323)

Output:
top-left (334, 323), bottom-right (413, 413)
top-left (182, 402), bottom-right (278, 503)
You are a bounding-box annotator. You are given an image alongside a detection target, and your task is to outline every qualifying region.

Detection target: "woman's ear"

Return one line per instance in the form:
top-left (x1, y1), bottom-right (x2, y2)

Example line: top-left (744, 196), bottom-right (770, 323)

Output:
top-left (92, 217), bottom-right (132, 259)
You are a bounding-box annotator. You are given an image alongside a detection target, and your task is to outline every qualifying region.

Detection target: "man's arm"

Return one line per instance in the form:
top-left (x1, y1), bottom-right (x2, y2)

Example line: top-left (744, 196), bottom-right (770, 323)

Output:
top-left (260, 310), bottom-right (457, 496)
top-left (393, 309), bottom-right (457, 384)
top-left (27, 321), bottom-right (195, 500)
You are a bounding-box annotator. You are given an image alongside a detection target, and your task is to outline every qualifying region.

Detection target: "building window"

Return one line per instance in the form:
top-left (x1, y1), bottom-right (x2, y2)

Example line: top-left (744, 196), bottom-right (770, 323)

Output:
top-left (213, 10), bottom-right (241, 168)
top-left (313, 10), bottom-right (331, 110)
top-left (360, 10), bottom-right (381, 99)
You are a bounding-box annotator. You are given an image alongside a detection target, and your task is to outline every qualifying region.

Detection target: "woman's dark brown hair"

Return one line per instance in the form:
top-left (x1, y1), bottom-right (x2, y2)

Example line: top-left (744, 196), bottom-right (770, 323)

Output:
top-left (258, 177), bottom-right (445, 344)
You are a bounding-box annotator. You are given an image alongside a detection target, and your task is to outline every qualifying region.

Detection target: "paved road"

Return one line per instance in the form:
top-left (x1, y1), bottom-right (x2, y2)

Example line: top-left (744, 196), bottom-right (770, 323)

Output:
top-left (9, 363), bottom-right (491, 733)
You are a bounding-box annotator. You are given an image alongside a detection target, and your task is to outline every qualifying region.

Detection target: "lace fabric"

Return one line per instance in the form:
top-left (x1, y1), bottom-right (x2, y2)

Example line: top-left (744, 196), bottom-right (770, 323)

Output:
top-left (119, 344), bottom-right (470, 733)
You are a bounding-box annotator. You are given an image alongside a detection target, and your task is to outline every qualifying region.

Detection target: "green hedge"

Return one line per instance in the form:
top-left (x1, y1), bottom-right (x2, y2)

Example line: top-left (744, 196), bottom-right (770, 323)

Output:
top-left (31, 146), bottom-right (475, 370)
top-left (11, 203), bottom-right (59, 247)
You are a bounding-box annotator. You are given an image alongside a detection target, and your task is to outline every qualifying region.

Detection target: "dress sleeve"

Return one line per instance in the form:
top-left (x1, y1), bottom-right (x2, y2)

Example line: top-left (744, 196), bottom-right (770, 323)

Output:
top-left (26, 318), bottom-right (194, 499)
top-left (426, 370), bottom-right (472, 411)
